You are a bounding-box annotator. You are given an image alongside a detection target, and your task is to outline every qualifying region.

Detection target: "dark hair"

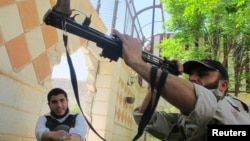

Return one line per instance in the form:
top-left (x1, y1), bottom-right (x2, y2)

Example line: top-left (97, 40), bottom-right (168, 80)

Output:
top-left (47, 88), bottom-right (68, 102)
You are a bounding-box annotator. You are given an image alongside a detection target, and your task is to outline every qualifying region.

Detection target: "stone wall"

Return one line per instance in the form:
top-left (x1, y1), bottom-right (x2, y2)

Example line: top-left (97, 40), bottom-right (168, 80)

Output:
top-left (3, 1), bottom-right (247, 141)
top-left (0, 0), bottom-right (148, 141)
top-left (238, 93), bottom-right (250, 107)
top-left (0, 0), bottom-right (107, 140)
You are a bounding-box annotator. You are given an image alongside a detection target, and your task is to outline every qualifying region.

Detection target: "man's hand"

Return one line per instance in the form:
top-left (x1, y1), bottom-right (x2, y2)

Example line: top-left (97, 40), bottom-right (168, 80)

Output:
top-left (112, 29), bottom-right (144, 69)
top-left (42, 130), bottom-right (72, 141)
top-left (171, 59), bottom-right (184, 75)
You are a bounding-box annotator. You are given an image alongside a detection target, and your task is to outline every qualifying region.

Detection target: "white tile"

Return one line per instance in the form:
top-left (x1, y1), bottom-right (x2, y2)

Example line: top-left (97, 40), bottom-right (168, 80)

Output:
top-left (25, 27), bottom-right (46, 59)
top-left (35, 0), bottom-right (51, 24)
top-left (0, 45), bottom-right (12, 72)
top-left (0, 4), bottom-right (23, 42)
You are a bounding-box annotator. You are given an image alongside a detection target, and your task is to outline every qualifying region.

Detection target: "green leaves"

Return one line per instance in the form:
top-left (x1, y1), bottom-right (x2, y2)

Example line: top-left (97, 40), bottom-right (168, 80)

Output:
top-left (160, 0), bottom-right (250, 94)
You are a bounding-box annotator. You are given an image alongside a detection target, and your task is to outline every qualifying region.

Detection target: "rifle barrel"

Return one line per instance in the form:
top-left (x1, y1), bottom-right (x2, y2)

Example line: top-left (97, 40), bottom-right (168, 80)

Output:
top-left (43, 9), bottom-right (179, 75)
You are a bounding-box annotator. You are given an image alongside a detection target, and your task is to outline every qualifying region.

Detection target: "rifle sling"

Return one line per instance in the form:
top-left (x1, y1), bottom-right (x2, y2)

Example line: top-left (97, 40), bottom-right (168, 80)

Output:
top-left (63, 33), bottom-right (168, 141)
top-left (63, 34), bottom-right (106, 141)
top-left (133, 66), bottom-right (168, 141)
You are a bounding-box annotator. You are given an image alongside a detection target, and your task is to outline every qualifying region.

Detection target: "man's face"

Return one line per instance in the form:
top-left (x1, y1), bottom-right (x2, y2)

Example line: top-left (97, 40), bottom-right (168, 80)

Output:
top-left (48, 93), bottom-right (68, 116)
top-left (188, 67), bottom-right (221, 89)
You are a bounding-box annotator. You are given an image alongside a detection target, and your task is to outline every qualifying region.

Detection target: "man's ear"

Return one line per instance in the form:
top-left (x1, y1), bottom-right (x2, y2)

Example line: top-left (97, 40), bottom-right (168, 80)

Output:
top-left (219, 80), bottom-right (228, 94)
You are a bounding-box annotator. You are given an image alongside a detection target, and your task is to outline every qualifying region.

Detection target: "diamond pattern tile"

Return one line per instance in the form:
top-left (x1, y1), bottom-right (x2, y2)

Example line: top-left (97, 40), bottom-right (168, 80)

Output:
top-left (0, 0), bottom-right (15, 7)
top-left (41, 24), bottom-right (58, 49)
top-left (6, 34), bottom-right (31, 72)
top-left (33, 52), bottom-right (51, 83)
top-left (17, 0), bottom-right (40, 32)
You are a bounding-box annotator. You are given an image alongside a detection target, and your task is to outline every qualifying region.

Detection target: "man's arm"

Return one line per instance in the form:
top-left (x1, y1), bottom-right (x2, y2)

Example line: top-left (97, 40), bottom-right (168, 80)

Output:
top-left (41, 130), bottom-right (71, 141)
top-left (113, 30), bottom-right (196, 115)
top-left (138, 91), bottom-right (152, 113)
top-left (35, 115), bottom-right (78, 141)
top-left (71, 134), bottom-right (81, 141)
top-left (40, 131), bottom-right (53, 141)
top-left (69, 114), bottom-right (88, 140)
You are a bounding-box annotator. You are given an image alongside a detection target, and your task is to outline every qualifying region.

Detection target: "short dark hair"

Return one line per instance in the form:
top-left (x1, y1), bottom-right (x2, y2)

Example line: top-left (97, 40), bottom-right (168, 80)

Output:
top-left (47, 88), bottom-right (68, 102)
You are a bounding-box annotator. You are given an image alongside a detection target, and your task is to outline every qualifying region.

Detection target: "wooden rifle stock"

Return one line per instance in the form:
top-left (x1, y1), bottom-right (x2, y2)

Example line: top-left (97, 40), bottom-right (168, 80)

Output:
top-left (43, 6), bottom-right (179, 75)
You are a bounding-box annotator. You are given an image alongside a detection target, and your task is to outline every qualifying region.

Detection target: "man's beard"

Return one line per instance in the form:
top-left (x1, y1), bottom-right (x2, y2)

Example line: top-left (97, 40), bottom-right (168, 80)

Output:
top-left (203, 79), bottom-right (219, 90)
top-left (50, 108), bottom-right (69, 119)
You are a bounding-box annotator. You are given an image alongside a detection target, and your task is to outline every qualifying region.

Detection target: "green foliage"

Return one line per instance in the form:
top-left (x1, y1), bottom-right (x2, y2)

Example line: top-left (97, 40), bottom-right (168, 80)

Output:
top-left (159, 0), bottom-right (250, 93)
top-left (163, 106), bottom-right (177, 113)
top-left (157, 37), bottom-right (210, 62)
top-left (70, 104), bottom-right (81, 114)
top-left (147, 134), bottom-right (162, 141)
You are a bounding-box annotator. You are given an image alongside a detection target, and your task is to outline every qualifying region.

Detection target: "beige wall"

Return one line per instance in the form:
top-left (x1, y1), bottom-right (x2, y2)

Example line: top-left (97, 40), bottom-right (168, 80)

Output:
top-left (4, 1), bottom-right (248, 141)
top-left (238, 93), bottom-right (250, 107)
top-left (0, 0), bottom-right (150, 141)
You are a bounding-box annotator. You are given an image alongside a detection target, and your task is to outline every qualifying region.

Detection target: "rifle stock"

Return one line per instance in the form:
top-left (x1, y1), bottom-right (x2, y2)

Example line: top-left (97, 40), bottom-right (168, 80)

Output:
top-left (43, 8), bottom-right (179, 75)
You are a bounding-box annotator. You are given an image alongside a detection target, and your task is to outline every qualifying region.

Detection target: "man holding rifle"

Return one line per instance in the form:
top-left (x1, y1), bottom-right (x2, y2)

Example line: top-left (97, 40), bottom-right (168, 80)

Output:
top-left (45, 0), bottom-right (250, 140)
top-left (113, 30), bottom-right (250, 141)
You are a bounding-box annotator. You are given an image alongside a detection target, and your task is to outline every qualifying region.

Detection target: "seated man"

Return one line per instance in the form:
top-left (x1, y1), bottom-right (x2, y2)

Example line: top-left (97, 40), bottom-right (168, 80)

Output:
top-left (35, 88), bottom-right (88, 141)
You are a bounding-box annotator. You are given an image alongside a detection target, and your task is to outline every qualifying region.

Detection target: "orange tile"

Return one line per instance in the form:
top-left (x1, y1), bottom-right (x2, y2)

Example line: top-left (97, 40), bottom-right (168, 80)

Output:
top-left (6, 35), bottom-right (31, 72)
top-left (17, 0), bottom-right (40, 32)
top-left (121, 111), bottom-right (124, 123)
top-left (129, 117), bottom-right (132, 127)
top-left (79, 37), bottom-right (87, 45)
top-left (0, 0), bottom-right (15, 7)
top-left (33, 52), bottom-right (51, 83)
top-left (50, 0), bottom-right (56, 7)
top-left (41, 24), bottom-right (58, 49)
top-left (0, 27), bottom-right (4, 46)
top-left (117, 108), bottom-right (121, 121)
top-left (124, 113), bottom-right (128, 124)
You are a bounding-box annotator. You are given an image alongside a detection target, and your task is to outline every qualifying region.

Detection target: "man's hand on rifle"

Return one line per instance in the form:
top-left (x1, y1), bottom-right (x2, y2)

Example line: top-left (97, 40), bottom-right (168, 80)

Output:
top-left (112, 29), bottom-right (144, 69)
top-left (112, 29), bottom-right (184, 76)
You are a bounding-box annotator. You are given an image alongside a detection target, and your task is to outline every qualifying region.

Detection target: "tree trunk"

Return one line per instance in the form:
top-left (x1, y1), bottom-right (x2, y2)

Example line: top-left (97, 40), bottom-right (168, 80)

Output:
top-left (246, 52), bottom-right (250, 93)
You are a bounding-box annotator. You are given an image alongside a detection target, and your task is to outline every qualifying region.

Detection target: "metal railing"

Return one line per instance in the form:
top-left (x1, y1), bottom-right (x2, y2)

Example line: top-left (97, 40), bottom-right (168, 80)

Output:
top-left (90, 0), bottom-right (166, 52)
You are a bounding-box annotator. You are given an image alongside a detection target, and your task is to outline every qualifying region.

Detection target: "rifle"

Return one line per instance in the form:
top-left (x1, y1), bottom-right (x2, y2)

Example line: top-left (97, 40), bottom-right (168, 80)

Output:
top-left (43, 6), bottom-right (179, 75)
top-left (43, 1), bottom-right (179, 140)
